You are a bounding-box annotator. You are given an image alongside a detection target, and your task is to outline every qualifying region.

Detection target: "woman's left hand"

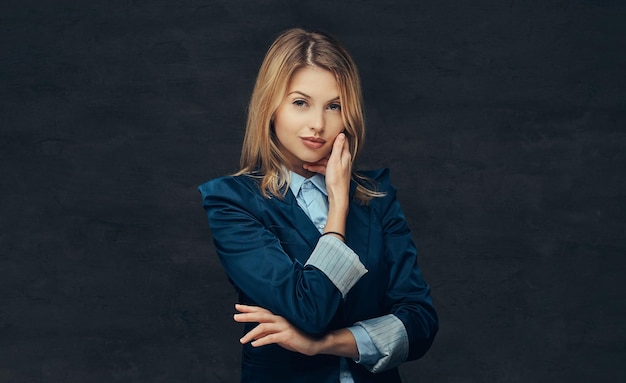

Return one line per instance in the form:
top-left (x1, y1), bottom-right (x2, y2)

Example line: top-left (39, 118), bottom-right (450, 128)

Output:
top-left (233, 304), bottom-right (319, 356)
top-left (303, 133), bottom-right (351, 206)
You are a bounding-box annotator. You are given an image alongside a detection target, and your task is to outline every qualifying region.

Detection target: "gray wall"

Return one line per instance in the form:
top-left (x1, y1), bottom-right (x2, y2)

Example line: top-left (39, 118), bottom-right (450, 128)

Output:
top-left (2, 1), bottom-right (625, 382)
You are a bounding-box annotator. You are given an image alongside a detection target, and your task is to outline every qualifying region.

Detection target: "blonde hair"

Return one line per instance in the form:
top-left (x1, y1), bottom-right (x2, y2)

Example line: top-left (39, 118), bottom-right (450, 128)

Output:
top-left (237, 28), bottom-right (383, 203)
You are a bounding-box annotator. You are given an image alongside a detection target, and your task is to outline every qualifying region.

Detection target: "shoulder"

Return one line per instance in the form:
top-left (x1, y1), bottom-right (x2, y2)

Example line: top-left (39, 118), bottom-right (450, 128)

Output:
top-left (356, 168), bottom-right (393, 189)
top-left (198, 174), bottom-right (263, 203)
top-left (355, 168), bottom-right (397, 197)
top-left (354, 168), bottom-right (401, 213)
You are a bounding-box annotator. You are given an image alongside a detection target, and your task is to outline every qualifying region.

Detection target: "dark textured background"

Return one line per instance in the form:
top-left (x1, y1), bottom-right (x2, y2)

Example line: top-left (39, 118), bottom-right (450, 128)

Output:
top-left (2, 1), bottom-right (625, 382)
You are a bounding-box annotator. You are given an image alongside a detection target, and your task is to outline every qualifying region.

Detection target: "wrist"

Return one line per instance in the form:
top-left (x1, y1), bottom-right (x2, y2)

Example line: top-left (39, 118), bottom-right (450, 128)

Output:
top-left (328, 191), bottom-right (349, 205)
top-left (328, 200), bottom-right (349, 218)
top-left (315, 330), bottom-right (359, 359)
top-left (315, 332), bottom-right (334, 356)
top-left (321, 231), bottom-right (345, 242)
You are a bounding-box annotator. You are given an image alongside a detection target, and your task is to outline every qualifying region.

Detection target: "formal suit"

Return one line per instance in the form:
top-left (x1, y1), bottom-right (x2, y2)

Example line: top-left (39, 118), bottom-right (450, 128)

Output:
top-left (199, 168), bottom-right (438, 382)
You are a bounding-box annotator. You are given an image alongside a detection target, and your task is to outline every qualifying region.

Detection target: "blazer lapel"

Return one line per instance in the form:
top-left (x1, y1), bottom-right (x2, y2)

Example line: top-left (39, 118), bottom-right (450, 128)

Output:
top-left (265, 180), bottom-right (372, 265)
top-left (267, 188), bottom-right (321, 251)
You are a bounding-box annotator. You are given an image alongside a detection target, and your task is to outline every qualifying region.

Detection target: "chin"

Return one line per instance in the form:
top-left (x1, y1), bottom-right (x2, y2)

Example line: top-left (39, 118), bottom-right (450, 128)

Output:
top-left (301, 155), bottom-right (325, 164)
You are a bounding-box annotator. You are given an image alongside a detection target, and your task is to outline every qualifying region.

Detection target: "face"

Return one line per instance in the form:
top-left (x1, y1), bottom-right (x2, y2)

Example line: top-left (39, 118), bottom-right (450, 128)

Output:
top-left (273, 66), bottom-right (344, 177)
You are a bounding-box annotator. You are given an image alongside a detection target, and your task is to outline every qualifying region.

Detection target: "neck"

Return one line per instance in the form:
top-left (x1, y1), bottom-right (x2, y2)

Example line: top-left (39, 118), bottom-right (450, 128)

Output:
top-left (291, 166), bottom-right (315, 179)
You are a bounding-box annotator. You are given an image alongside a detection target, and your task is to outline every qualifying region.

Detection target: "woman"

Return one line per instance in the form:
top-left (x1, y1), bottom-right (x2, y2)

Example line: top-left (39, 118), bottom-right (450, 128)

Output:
top-left (199, 28), bottom-right (438, 383)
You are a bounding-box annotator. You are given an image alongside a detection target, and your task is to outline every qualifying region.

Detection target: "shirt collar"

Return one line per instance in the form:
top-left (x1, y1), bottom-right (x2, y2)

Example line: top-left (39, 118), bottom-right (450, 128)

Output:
top-left (288, 170), bottom-right (328, 197)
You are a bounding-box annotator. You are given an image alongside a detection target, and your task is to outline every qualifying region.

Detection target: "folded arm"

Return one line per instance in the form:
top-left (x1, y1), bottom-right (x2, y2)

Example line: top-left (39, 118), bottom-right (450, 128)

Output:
top-left (200, 177), bottom-right (366, 334)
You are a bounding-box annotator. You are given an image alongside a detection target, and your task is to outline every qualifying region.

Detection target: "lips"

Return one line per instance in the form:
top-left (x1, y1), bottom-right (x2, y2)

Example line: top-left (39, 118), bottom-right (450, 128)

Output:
top-left (300, 136), bottom-right (326, 149)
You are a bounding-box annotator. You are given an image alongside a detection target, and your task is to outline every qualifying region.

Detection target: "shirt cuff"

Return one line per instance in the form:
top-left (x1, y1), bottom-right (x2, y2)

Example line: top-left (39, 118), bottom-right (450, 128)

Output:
top-left (305, 235), bottom-right (367, 297)
top-left (355, 314), bottom-right (409, 373)
top-left (347, 325), bottom-right (383, 367)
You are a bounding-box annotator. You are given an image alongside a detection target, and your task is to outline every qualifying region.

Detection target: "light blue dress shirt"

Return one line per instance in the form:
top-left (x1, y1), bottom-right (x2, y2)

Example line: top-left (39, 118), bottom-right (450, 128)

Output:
top-left (289, 171), bottom-right (383, 382)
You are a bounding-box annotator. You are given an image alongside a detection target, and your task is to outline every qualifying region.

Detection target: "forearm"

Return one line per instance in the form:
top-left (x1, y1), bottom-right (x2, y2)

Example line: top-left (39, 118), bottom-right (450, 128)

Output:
top-left (314, 328), bottom-right (359, 359)
top-left (236, 304), bottom-right (359, 359)
top-left (324, 200), bottom-right (348, 238)
top-left (205, 179), bottom-right (366, 333)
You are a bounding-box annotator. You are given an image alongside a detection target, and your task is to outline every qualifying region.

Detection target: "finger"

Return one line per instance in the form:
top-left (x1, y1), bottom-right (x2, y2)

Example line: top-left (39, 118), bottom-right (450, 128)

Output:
top-left (235, 304), bottom-right (267, 312)
top-left (304, 157), bottom-right (328, 168)
top-left (329, 133), bottom-right (346, 162)
top-left (251, 333), bottom-right (284, 348)
top-left (242, 330), bottom-right (274, 345)
top-left (240, 322), bottom-right (287, 344)
top-left (233, 312), bottom-right (276, 324)
top-left (240, 324), bottom-right (273, 344)
top-left (302, 164), bottom-right (327, 175)
top-left (303, 156), bottom-right (330, 175)
top-left (239, 329), bottom-right (260, 344)
top-left (235, 304), bottom-right (275, 317)
top-left (341, 138), bottom-right (352, 166)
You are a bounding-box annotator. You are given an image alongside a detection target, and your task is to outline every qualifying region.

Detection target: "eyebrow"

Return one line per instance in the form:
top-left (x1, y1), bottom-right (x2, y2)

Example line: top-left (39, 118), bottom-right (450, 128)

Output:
top-left (287, 91), bottom-right (340, 103)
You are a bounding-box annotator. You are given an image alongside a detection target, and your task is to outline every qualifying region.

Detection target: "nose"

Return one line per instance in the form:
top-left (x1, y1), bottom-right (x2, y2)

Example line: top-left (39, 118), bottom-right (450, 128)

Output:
top-left (309, 109), bottom-right (325, 133)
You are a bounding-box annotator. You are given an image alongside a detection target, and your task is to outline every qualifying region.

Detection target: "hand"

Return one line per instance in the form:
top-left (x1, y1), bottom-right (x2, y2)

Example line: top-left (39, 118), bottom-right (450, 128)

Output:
top-left (303, 133), bottom-right (351, 206)
top-left (233, 304), bottom-right (319, 356)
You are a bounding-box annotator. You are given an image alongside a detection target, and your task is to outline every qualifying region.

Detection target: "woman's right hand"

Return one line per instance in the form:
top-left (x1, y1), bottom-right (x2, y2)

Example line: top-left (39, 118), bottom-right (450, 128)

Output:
top-left (234, 304), bottom-right (359, 359)
top-left (234, 304), bottom-right (319, 356)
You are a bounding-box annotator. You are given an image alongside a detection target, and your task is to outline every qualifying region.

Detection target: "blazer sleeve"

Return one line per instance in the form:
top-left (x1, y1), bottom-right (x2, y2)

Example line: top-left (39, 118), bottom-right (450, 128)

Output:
top-left (199, 176), bottom-right (366, 335)
top-left (355, 169), bottom-right (439, 372)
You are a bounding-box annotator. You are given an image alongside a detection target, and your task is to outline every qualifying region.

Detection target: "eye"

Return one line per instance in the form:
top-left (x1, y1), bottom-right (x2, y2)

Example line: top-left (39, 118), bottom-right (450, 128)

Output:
top-left (327, 102), bottom-right (341, 111)
top-left (293, 99), bottom-right (308, 107)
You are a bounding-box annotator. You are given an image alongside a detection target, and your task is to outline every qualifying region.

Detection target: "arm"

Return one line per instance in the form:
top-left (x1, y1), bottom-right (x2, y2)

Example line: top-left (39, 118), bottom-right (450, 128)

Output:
top-left (234, 305), bottom-right (386, 365)
top-left (233, 171), bottom-right (438, 372)
top-left (201, 180), bottom-right (365, 334)
top-left (304, 133), bottom-right (351, 240)
top-left (200, 135), bottom-right (360, 334)
top-left (234, 304), bottom-right (359, 359)
top-left (356, 169), bottom-right (438, 372)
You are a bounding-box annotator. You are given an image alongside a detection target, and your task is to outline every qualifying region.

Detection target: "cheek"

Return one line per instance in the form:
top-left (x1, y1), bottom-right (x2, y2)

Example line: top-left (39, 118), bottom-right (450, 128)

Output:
top-left (272, 117), bottom-right (290, 141)
top-left (273, 110), bottom-right (300, 135)
top-left (327, 115), bottom-right (345, 133)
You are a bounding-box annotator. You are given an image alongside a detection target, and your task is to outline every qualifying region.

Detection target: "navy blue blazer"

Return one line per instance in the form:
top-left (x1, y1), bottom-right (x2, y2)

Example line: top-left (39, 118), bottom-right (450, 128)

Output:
top-left (199, 169), bottom-right (438, 383)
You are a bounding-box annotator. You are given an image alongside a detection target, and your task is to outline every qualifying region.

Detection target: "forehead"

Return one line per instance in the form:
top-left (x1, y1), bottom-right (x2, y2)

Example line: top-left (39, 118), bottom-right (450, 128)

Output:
top-left (287, 66), bottom-right (339, 97)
